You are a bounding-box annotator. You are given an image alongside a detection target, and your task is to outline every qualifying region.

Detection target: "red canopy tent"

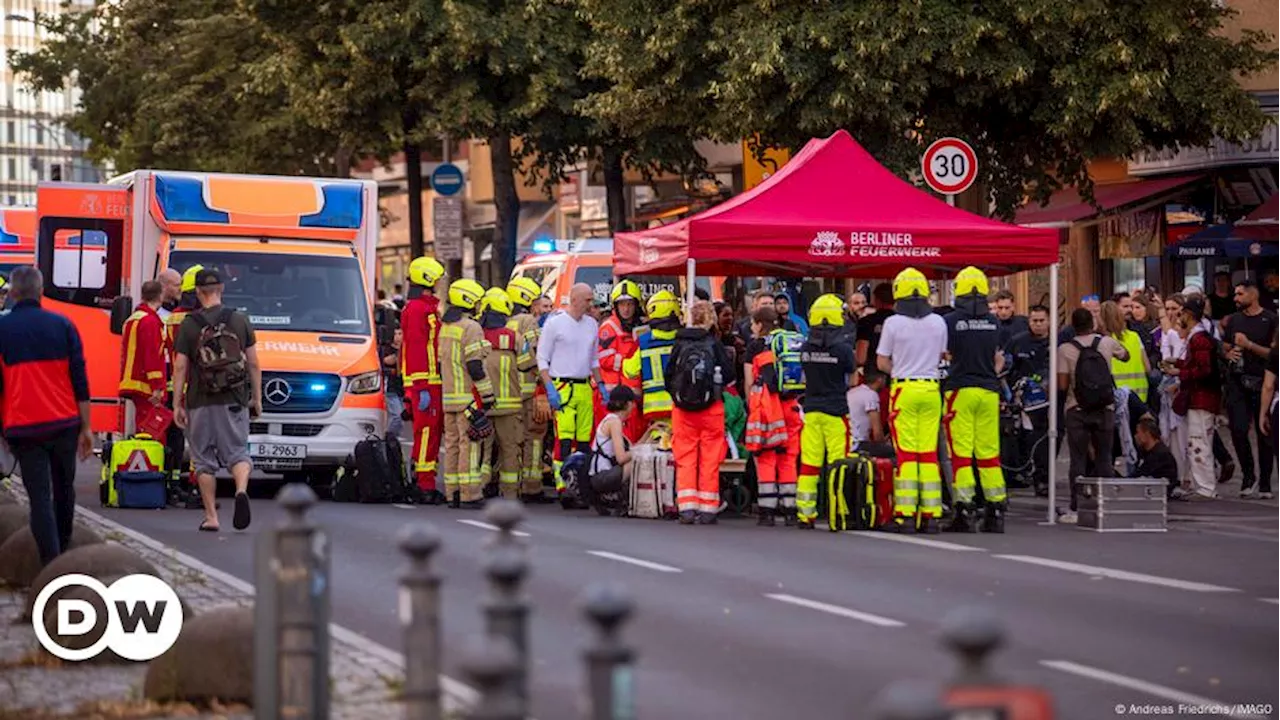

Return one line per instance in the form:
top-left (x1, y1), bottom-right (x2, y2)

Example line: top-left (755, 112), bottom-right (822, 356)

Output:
top-left (614, 129), bottom-right (1059, 279)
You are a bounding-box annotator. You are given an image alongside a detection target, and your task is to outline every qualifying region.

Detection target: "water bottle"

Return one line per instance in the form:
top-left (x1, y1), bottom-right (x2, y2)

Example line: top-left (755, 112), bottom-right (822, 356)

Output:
top-left (713, 365), bottom-right (723, 388)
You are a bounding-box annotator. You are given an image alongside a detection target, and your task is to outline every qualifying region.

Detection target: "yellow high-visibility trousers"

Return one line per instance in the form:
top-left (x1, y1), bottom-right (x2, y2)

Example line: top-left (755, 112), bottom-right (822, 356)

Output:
top-left (797, 411), bottom-right (849, 523)
top-left (888, 380), bottom-right (943, 519)
top-left (943, 387), bottom-right (1007, 504)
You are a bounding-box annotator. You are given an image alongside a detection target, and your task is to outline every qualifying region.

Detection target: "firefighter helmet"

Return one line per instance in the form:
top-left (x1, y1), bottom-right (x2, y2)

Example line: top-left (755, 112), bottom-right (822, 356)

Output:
top-left (646, 290), bottom-right (681, 321)
top-left (506, 277), bottom-right (541, 309)
top-left (0, 275), bottom-right (6, 292)
top-left (480, 287), bottom-right (513, 316)
top-left (448, 279), bottom-right (485, 312)
top-left (408, 256), bottom-right (445, 288)
top-left (954, 265), bottom-right (989, 298)
top-left (892, 267), bottom-right (929, 300)
top-left (610, 279), bottom-right (641, 306)
top-left (808, 294), bottom-right (845, 327)
top-left (181, 265), bottom-right (205, 293)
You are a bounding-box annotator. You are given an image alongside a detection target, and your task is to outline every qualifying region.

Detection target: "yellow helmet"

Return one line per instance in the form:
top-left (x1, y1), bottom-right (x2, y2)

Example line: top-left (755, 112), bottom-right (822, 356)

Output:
top-left (448, 278), bottom-right (485, 312)
top-left (892, 267), bottom-right (929, 301)
top-left (954, 265), bottom-right (989, 298)
top-left (480, 287), bottom-right (513, 316)
top-left (808, 293), bottom-right (845, 327)
top-left (409, 256), bottom-right (445, 288)
top-left (506, 277), bottom-right (541, 309)
top-left (0, 275), bottom-right (7, 291)
top-left (646, 289), bottom-right (680, 321)
top-left (181, 264), bottom-right (205, 293)
top-left (610, 279), bottom-right (641, 306)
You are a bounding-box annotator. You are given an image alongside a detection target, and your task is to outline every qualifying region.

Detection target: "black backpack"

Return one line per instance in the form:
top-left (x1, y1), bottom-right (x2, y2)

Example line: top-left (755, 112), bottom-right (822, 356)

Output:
top-left (668, 337), bottom-right (720, 411)
top-left (1071, 337), bottom-right (1114, 411)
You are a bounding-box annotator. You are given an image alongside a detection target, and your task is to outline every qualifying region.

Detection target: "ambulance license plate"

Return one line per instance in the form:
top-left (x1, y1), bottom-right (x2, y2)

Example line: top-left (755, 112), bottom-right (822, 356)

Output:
top-left (251, 443), bottom-right (307, 460)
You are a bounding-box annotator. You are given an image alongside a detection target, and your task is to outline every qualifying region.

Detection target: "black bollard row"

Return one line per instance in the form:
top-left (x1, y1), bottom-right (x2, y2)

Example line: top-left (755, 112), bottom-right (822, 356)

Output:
top-left (398, 522), bottom-right (443, 720)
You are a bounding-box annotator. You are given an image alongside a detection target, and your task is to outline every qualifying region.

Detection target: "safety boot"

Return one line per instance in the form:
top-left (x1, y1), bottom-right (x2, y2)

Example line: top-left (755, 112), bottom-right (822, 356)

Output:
top-left (948, 503), bottom-right (978, 533)
top-left (795, 517), bottom-right (815, 530)
top-left (520, 492), bottom-right (546, 505)
top-left (678, 511), bottom-right (697, 525)
top-left (459, 499), bottom-right (485, 510)
top-left (783, 509), bottom-right (798, 527)
top-left (883, 516), bottom-right (915, 534)
top-left (696, 512), bottom-right (718, 525)
top-left (449, 490), bottom-right (461, 509)
top-left (983, 502), bottom-right (1006, 534)
top-left (757, 509), bottom-right (776, 527)
top-left (917, 516), bottom-right (940, 535)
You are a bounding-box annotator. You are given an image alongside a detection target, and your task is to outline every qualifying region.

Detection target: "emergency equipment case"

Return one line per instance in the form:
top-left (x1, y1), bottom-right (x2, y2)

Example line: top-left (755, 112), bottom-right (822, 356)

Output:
top-left (100, 434), bottom-right (167, 509)
top-left (1075, 477), bottom-right (1167, 532)
top-left (628, 444), bottom-right (676, 519)
top-left (826, 454), bottom-right (894, 531)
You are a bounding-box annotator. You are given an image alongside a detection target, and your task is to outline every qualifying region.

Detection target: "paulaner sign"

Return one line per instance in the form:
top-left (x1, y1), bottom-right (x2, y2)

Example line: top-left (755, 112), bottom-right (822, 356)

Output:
top-left (1128, 110), bottom-right (1278, 176)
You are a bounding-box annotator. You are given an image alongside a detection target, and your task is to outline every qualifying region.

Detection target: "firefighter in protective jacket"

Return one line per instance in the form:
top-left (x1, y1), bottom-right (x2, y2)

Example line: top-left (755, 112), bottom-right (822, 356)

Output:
top-left (796, 295), bottom-right (855, 529)
top-left (877, 267), bottom-right (949, 534)
top-left (623, 290), bottom-right (681, 427)
top-left (599, 280), bottom-right (644, 440)
top-left (480, 288), bottom-right (533, 500)
top-left (402, 256), bottom-right (447, 502)
top-left (119, 281), bottom-right (167, 414)
top-left (439, 279), bottom-right (494, 508)
top-left (160, 265), bottom-right (203, 497)
top-left (943, 266), bottom-right (1008, 533)
top-left (506, 277), bottom-right (548, 501)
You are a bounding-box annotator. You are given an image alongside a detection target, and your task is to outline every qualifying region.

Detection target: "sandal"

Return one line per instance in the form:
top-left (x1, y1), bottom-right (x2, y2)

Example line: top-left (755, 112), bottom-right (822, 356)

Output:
top-left (198, 521), bottom-right (219, 532)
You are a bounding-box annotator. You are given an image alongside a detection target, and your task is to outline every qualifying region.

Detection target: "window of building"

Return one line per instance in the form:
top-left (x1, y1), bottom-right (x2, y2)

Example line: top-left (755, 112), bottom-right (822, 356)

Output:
top-left (7, 158), bottom-right (14, 180)
top-left (1111, 258), bottom-right (1146, 296)
top-left (35, 125), bottom-right (43, 146)
top-left (6, 196), bottom-right (14, 206)
top-left (5, 121), bottom-right (13, 144)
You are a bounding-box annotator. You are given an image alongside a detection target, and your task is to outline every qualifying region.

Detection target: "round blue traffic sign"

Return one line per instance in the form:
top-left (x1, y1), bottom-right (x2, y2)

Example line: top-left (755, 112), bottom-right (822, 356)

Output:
top-left (431, 163), bottom-right (465, 196)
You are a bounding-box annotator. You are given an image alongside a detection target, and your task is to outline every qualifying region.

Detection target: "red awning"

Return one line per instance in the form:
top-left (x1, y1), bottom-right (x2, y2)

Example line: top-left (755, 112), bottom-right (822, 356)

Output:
top-left (613, 130), bottom-right (1059, 279)
top-left (1241, 193), bottom-right (1278, 225)
top-left (1014, 175), bottom-right (1203, 227)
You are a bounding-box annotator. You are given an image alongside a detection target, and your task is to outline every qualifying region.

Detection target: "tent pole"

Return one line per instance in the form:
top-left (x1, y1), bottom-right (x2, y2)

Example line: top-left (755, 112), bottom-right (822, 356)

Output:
top-left (685, 258), bottom-right (696, 326)
top-left (1047, 261), bottom-right (1059, 525)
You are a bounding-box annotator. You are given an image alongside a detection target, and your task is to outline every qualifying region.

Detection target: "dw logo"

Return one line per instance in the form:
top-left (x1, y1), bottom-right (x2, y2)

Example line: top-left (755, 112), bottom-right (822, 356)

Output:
top-left (31, 574), bottom-right (184, 661)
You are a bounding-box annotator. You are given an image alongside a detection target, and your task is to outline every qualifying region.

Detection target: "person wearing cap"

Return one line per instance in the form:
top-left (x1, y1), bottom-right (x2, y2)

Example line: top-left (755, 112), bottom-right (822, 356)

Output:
top-left (773, 292), bottom-right (808, 334)
top-left (877, 267), bottom-right (949, 534)
top-left (402, 256), bottom-right (447, 503)
top-left (506, 277), bottom-right (549, 502)
top-left (942, 267), bottom-right (1008, 533)
top-left (172, 268), bottom-right (261, 532)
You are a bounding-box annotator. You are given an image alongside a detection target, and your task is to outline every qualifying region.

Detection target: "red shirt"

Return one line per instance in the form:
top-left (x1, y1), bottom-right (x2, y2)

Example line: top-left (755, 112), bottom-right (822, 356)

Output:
top-left (1176, 330), bottom-right (1222, 414)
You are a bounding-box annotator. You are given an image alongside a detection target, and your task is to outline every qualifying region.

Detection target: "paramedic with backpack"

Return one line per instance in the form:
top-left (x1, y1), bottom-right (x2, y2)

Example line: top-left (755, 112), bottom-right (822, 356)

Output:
top-left (744, 305), bottom-right (803, 526)
top-left (666, 300), bottom-right (735, 525)
top-left (402, 256), bottom-right (447, 503)
top-left (877, 268), bottom-right (948, 534)
top-left (173, 269), bottom-right (261, 533)
top-left (796, 294), bottom-right (856, 530)
top-left (440, 279), bottom-right (495, 509)
top-left (942, 267), bottom-right (1009, 533)
top-left (1056, 308), bottom-right (1130, 523)
top-left (506, 277), bottom-right (549, 502)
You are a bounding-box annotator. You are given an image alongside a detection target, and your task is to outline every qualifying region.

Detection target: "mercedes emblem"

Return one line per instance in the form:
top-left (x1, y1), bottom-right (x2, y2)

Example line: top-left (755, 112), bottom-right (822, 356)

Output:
top-left (264, 378), bottom-right (292, 405)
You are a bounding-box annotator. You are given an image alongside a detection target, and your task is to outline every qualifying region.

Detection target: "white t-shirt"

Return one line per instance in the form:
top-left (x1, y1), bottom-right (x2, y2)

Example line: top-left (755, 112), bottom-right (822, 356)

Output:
top-left (876, 313), bottom-right (948, 380)
top-left (537, 310), bottom-right (600, 379)
top-left (846, 384), bottom-right (880, 445)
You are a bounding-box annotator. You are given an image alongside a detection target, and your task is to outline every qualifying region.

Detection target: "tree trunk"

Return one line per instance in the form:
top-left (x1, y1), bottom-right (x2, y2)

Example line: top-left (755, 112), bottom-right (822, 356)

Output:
top-left (489, 134), bottom-right (521, 282)
top-left (405, 141), bottom-right (425, 261)
top-left (602, 145), bottom-right (627, 235)
top-left (331, 146), bottom-right (353, 178)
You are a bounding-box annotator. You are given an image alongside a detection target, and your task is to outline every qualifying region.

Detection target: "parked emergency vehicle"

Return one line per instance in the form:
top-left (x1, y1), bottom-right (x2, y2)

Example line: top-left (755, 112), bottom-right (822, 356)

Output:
top-left (34, 172), bottom-right (384, 486)
top-left (0, 207), bottom-right (35, 277)
top-left (511, 238), bottom-right (723, 307)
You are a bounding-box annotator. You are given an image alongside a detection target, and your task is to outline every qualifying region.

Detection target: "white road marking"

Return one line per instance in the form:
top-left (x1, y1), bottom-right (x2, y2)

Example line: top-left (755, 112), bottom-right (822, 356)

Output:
top-left (392, 503), bottom-right (416, 510)
top-left (764, 593), bottom-right (906, 628)
top-left (456, 519), bottom-right (530, 538)
top-left (586, 550), bottom-right (682, 573)
top-left (1040, 660), bottom-right (1267, 720)
top-left (995, 555), bottom-right (1239, 593)
top-left (843, 532), bottom-right (987, 552)
top-left (1259, 598), bottom-right (1279, 605)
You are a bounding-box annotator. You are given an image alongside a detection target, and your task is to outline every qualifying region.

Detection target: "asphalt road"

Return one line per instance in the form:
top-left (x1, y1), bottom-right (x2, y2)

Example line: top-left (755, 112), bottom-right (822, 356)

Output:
top-left (73, 464), bottom-right (1278, 720)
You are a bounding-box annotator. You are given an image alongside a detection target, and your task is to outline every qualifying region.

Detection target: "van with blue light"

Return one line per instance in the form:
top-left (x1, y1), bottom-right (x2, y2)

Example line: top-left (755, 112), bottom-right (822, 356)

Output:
top-left (35, 171), bottom-right (384, 489)
top-left (512, 237), bottom-right (724, 308)
top-left (0, 206), bottom-right (35, 278)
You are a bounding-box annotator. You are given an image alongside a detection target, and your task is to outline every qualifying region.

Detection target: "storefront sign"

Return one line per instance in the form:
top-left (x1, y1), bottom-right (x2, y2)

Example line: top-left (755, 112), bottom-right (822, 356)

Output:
top-left (1128, 114), bottom-right (1278, 176)
top-left (1099, 209), bottom-right (1160, 259)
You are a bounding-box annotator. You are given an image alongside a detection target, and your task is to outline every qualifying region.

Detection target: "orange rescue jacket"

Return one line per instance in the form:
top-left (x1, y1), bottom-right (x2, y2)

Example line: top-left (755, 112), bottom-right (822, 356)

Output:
top-left (401, 293), bottom-right (443, 392)
top-left (119, 304), bottom-right (166, 399)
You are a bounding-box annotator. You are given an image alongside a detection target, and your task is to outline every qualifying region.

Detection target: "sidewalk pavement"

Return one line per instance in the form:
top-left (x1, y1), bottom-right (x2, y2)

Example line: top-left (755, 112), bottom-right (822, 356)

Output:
top-left (0, 480), bottom-right (467, 720)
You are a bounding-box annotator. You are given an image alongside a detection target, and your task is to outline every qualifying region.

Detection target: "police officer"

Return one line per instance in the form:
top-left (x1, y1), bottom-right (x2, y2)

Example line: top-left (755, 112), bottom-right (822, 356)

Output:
top-left (1005, 305), bottom-right (1052, 497)
top-left (505, 277), bottom-right (548, 502)
top-left (795, 294), bottom-right (855, 529)
top-left (439, 279), bottom-right (494, 509)
top-left (943, 267), bottom-right (1008, 533)
top-left (480, 288), bottom-right (531, 500)
top-left (402, 256), bottom-right (447, 503)
top-left (877, 268), bottom-right (948, 534)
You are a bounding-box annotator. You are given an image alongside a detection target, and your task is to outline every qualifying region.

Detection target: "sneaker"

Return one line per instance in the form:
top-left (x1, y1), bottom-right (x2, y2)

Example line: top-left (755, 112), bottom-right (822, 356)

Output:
top-left (1217, 459), bottom-right (1236, 485)
top-left (1058, 511), bottom-right (1078, 525)
top-left (1240, 485), bottom-right (1258, 499)
top-left (1259, 492), bottom-right (1275, 500)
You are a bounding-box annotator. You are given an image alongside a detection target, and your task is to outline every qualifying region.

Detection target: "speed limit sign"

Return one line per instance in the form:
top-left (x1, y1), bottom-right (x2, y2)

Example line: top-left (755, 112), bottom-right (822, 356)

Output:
top-left (922, 137), bottom-right (978, 197)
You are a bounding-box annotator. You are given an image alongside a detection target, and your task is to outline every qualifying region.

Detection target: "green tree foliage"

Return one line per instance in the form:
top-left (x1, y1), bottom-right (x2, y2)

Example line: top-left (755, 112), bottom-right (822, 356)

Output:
top-left (10, 0), bottom-right (343, 176)
top-left (582, 0), bottom-right (1275, 217)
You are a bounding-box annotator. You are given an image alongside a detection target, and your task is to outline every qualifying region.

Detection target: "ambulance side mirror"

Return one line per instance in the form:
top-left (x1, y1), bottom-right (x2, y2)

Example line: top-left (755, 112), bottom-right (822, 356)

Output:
top-left (109, 296), bottom-right (133, 335)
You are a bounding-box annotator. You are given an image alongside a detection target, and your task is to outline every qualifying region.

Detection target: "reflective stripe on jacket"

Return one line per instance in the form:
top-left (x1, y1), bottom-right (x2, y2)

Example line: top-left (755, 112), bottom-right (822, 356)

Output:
top-left (624, 328), bottom-right (675, 417)
top-left (402, 294), bottom-right (443, 389)
top-left (119, 305), bottom-right (166, 397)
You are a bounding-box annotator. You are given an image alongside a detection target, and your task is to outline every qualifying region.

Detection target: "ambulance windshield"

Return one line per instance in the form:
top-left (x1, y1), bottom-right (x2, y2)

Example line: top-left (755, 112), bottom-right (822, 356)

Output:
top-left (169, 250), bottom-right (371, 335)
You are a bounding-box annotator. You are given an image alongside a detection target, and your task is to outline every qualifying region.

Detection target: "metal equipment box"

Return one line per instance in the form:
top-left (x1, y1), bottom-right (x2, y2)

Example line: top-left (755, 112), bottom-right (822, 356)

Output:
top-left (1075, 477), bottom-right (1167, 532)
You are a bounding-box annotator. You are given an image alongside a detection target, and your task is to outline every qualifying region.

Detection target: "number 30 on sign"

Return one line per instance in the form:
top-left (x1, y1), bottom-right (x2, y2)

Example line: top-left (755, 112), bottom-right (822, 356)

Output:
top-left (922, 137), bottom-right (978, 197)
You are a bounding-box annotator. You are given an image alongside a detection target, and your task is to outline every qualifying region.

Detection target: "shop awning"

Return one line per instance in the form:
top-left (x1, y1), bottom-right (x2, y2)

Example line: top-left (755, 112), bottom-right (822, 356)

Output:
top-left (1015, 175), bottom-right (1204, 228)
top-left (1166, 193), bottom-right (1278, 259)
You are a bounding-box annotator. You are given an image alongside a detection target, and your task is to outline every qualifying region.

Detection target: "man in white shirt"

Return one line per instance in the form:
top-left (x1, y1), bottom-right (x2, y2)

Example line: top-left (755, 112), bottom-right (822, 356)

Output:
top-left (537, 283), bottom-right (605, 503)
top-left (876, 268), bottom-right (949, 533)
top-left (847, 370), bottom-right (886, 450)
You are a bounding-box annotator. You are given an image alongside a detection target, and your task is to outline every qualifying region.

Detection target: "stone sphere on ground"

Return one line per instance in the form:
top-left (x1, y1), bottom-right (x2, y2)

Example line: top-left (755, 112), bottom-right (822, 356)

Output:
top-left (0, 504), bottom-right (28, 545)
top-left (23, 543), bottom-right (161, 620)
top-left (145, 605), bottom-right (254, 704)
top-left (0, 524), bottom-right (104, 588)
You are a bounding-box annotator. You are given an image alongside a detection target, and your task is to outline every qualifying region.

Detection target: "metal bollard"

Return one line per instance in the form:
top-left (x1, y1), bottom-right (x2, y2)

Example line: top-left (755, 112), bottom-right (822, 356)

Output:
top-left (872, 680), bottom-right (949, 720)
top-left (582, 583), bottom-right (636, 720)
top-left (940, 605), bottom-right (1004, 685)
top-left (399, 523), bottom-right (443, 720)
top-left (460, 635), bottom-right (523, 720)
top-left (254, 483), bottom-right (330, 720)
top-left (481, 499), bottom-right (529, 708)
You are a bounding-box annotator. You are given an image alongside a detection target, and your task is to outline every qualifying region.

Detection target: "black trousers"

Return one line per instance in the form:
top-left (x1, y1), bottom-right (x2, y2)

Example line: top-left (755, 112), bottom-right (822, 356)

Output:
top-left (1065, 407), bottom-right (1114, 511)
top-left (11, 428), bottom-right (79, 566)
top-left (1226, 381), bottom-right (1274, 492)
top-left (1024, 408), bottom-right (1050, 491)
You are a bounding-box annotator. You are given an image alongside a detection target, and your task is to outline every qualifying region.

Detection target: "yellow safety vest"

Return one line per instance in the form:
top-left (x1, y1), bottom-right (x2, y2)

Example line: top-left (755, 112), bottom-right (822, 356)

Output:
top-left (1110, 330), bottom-right (1148, 403)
